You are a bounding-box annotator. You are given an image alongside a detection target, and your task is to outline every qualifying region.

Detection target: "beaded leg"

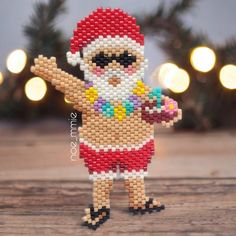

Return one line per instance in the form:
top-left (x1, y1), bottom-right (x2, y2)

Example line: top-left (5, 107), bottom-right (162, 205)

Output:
top-left (82, 178), bottom-right (113, 230)
top-left (124, 177), bottom-right (165, 214)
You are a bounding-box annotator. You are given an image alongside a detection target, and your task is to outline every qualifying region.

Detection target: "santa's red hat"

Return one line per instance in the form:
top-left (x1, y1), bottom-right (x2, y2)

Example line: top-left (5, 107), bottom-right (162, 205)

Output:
top-left (67, 8), bottom-right (144, 66)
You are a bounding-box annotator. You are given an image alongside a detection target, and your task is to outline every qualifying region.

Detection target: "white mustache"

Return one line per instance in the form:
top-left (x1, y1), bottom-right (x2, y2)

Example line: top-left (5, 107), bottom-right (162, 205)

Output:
top-left (83, 67), bottom-right (141, 101)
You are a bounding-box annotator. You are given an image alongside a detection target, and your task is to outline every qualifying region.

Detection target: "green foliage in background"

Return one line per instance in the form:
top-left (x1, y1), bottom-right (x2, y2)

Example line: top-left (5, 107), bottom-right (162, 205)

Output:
top-left (0, 0), bottom-right (82, 121)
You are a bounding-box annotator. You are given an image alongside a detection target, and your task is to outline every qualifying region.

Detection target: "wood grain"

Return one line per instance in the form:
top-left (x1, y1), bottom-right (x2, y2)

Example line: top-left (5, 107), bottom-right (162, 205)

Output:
top-left (0, 178), bottom-right (236, 235)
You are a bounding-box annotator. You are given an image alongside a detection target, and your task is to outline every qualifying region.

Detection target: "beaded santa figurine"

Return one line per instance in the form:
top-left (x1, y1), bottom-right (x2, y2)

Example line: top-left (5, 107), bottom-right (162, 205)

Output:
top-left (31, 8), bottom-right (182, 230)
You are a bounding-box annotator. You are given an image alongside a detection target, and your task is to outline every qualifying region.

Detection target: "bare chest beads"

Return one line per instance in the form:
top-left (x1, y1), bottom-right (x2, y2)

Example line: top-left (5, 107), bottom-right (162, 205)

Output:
top-left (31, 8), bottom-right (182, 230)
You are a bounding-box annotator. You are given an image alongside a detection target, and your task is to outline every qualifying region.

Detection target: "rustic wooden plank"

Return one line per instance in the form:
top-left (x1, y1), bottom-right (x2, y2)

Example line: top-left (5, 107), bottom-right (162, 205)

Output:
top-left (0, 178), bottom-right (236, 235)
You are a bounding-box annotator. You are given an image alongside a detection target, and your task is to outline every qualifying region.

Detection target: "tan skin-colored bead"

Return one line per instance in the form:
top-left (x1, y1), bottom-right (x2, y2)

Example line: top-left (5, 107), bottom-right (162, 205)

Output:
top-left (104, 49), bottom-right (108, 54)
top-left (124, 177), bottom-right (156, 208)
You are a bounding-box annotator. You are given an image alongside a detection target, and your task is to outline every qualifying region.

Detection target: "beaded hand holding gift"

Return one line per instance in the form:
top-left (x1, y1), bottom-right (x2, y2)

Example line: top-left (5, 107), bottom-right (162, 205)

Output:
top-left (31, 8), bottom-right (182, 230)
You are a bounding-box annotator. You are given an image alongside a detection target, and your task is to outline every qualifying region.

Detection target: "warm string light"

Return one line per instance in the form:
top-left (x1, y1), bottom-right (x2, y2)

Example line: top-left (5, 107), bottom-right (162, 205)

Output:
top-left (24, 77), bottom-right (47, 101)
top-left (6, 49), bottom-right (27, 74)
top-left (157, 63), bottom-right (179, 88)
top-left (154, 63), bottom-right (190, 93)
top-left (168, 68), bottom-right (190, 93)
top-left (64, 97), bottom-right (72, 103)
top-left (219, 64), bottom-right (236, 89)
top-left (4, 45), bottom-right (234, 105)
top-left (190, 46), bottom-right (216, 72)
top-left (152, 46), bottom-right (236, 93)
top-left (0, 72), bottom-right (4, 85)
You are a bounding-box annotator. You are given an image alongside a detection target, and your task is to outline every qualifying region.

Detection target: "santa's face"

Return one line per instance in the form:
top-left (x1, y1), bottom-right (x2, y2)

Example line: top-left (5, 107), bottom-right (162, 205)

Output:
top-left (80, 37), bottom-right (147, 101)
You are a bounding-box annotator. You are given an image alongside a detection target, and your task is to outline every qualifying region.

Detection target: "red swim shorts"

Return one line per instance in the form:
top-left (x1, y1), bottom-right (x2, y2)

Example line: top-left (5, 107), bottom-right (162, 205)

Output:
top-left (79, 139), bottom-right (154, 175)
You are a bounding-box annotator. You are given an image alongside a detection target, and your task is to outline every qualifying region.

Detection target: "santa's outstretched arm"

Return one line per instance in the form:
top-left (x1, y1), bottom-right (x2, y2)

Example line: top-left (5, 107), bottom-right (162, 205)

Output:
top-left (141, 87), bottom-right (182, 128)
top-left (31, 55), bottom-right (86, 110)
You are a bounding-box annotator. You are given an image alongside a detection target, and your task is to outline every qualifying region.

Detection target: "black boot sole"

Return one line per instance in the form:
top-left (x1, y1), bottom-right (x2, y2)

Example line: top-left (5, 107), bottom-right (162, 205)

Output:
top-left (82, 214), bottom-right (110, 230)
top-left (129, 204), bottom-right (165, 215)
top-left (82, 206), bottom-right (110, 230)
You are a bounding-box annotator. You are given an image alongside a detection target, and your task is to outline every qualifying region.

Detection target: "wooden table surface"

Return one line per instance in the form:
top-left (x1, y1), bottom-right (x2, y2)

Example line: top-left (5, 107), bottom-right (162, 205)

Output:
top-left (1, 178), bottom-right (236, 236)
top-left (1, 122), bottom-right (236, 235)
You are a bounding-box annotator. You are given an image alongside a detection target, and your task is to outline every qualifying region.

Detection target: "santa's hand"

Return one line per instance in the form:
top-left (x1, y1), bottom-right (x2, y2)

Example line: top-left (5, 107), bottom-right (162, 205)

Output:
top-left (141, 94), bottom-right (182, 128)
top-left (31, 55), bottom-right (57, 82)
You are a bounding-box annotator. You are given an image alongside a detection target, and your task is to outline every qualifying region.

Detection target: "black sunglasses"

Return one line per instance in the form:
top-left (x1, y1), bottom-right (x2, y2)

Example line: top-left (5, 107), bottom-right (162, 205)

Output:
top-left (92, 50), bottom-right (136, 68)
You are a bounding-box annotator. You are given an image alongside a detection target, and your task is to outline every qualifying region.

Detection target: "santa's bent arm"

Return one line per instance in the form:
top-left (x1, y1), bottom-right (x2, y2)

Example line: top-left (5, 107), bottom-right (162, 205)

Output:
top-left (31, 55), bottom-right (86, 111)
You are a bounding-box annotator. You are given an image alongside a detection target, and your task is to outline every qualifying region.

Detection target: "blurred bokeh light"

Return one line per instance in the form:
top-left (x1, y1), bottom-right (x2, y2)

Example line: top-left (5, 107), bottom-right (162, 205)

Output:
top-left (24, 77), bottom-right (47, 101)
top-left (152, 63), bottom-right (190, 93)
top-left (219, 65), bottom-right (236, 89)
top-left (0, 72), bottom-right (4, 85)
top-left (190, 46), bottom-right (216, 73)
top-left (6, 49), bottom-right (27, 74)
top-left (157, 63), bottom-right (179, 88)
top-left (64, 97), bottom-right (72, 104)
top-left (168, 68), bottom-right (190, 93)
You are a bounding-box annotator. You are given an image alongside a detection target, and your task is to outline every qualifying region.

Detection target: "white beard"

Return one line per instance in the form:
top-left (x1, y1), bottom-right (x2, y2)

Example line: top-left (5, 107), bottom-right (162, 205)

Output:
top-left (83, 63), bottom-right (146, 101)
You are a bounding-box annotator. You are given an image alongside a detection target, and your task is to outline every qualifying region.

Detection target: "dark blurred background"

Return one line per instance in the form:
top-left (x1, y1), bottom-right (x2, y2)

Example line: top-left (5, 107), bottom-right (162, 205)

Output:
top-left (0, 0), bottom-right (236, 130)
top-left (0, 0), bottom-right (235, 181)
